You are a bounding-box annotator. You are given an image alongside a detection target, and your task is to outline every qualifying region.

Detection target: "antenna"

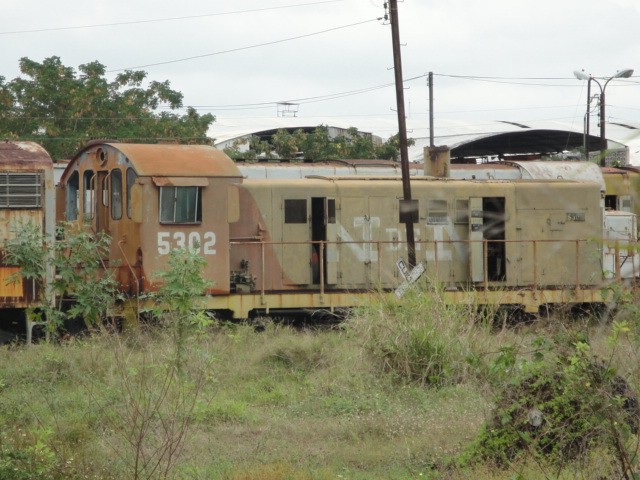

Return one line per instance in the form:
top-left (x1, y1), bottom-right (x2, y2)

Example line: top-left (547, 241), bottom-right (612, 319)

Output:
top-left (277, 102), bottom-right (299, 117)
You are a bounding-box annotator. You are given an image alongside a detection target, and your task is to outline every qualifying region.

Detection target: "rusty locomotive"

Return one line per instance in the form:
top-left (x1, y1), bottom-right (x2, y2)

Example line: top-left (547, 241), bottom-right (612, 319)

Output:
top-left (50, 142), bottom-right (636, 321)
top-left (0, 139), bottom-right (638, 332)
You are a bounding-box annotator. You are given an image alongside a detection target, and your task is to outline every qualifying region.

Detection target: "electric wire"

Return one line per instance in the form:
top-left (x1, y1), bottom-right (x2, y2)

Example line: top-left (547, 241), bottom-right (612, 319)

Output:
top-left (107, 18), bottom-right (380, 72)
top-left (0, 0), bottom-right (347, 35)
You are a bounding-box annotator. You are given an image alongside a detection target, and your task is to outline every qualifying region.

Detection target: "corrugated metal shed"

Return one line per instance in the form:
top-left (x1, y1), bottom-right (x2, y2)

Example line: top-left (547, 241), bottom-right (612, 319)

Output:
top-left (211, 117), bottom-right (638, 164)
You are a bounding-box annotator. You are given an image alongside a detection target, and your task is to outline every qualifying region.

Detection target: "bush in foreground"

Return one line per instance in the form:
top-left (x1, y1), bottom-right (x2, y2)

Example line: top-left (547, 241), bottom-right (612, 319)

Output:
top-left (463, 330), bottom-right (640, 477)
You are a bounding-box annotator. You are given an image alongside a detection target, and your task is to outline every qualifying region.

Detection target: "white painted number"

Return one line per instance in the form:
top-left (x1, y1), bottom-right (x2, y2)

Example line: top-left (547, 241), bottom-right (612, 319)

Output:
top-left (203, 231), bottom-right (217, 255)
top-left (157, 231), bottom-right (217, 255)
top-left (158, 232), bottom-right (171, 255)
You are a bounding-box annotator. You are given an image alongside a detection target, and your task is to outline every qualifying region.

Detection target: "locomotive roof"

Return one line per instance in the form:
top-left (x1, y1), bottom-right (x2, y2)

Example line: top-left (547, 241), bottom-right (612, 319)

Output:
top-left (109, 143), bottom-right (242, 178)
top-left (65, 143), bottom-right (242, 179)
top-left (0, 141), bottom-right (52, 169)
top-left (242, 175), bottom-right (600, 187)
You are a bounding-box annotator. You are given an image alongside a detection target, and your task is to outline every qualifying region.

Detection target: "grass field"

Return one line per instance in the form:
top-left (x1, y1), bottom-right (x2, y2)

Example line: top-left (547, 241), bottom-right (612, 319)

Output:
top-left (0, 290), bottom-right (638, 479)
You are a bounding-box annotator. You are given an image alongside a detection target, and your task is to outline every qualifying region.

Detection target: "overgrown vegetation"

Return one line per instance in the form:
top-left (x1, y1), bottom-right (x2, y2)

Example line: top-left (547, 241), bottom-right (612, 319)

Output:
top-left (3, 234), bottom-right (640, 478)
top-left (5, 222), bottom-right (118, 336)
top-left (348, 280), bottom-right (501, 386)
top-left (463, 329), bottom-right (640, 477)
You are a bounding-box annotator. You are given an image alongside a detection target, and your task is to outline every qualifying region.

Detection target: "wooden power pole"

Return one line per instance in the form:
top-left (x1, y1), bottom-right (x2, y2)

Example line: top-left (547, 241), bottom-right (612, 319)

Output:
top-left (388, 0), bottom-right (416, 267)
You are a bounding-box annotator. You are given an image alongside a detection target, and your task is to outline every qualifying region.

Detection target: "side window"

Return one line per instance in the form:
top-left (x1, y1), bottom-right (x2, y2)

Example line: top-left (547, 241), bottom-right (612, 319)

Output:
top-left (159, 186), bottom-right (202, 224)
top-left (126, 168), bottom-right (138, 219)
top-left (455, 199), bottom-right (469, 224)
top-left (66, 171), bottom-right (79, 220)
top-left (83, 170), bottom-right (95, 221)
top-left (284, 199), bottom-right (307, 224)
top-left (111, 169), bottom-right (122, 220)
top-left (327, 199), bottom-right (336, 224)
top-left (427, 199), bottom-right (449, 225)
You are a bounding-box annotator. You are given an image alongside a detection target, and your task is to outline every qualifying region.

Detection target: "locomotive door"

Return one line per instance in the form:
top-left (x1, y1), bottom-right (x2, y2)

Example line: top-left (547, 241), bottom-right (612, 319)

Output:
top-left (469, 197), bottom-right (507, 283)
top-left (95, 171), bottom-right (110, 234)
top-left (339, 197), bottom-right (368, 287)
top-left (311, 197), bottom-right (337, 285)
top-left (282, 198), bottom-right (311, 285)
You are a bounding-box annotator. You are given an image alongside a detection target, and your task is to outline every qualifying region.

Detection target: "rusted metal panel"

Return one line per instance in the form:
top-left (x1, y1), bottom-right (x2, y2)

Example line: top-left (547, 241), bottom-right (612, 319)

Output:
top-left (106, 143), bottom-right (241, 178)
top-left (152, 176), bottom-right (209, 187)
top-left (0, 267), bottom-right (23, 297)
top-left (60, 143), bottom-right (243, 187)
top-left (0, 211), bottom-right (42, 247)
top-left (0, 141), bottom-right (53, 170)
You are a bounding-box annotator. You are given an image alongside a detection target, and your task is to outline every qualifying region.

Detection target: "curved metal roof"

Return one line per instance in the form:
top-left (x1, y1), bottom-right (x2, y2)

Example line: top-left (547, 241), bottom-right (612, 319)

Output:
top-left (211, 117), bottom-right (637, 163)
top-left (67, 143), bottom-right (242, 178)
top-left (110, 143), bottom-right (242, 177)
top-left (450, 160), bottom-right (605, 190)
top-left (0, 140), bottom-right (52, 169)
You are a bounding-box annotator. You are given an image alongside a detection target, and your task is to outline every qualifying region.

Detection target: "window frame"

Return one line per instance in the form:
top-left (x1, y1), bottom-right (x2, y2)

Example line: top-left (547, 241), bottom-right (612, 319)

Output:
top-left (126, 168), bottom-right (138, 219)
top-left (159, 186), bottom-right (202, 224)
top-left (426, 199), bottom-right (449, 225)
top-left (111, 169), bottom-right (123, 221)
top-left (284, 199), bottom-right (308, 224)
top-left (0, 172), bottom-right (43, 209)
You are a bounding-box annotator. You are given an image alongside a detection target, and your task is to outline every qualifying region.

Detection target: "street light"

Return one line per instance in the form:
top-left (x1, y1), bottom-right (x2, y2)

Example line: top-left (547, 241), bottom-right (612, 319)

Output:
top-left (573, 68), bottom-right (634, 166)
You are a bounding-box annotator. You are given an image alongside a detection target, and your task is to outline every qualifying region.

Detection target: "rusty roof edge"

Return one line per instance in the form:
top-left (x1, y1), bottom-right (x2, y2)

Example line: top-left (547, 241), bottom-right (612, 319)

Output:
top-left (60, 142), bottom-right (244, 184)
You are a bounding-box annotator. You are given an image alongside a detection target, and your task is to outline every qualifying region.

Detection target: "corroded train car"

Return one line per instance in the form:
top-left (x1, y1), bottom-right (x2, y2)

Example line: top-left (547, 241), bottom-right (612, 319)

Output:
top-left (58, 143), bottom-right (625, 318)
top-left (58, 143), bottom-right (242, 295)
top-left (0, 141), bottom-right (55, 331)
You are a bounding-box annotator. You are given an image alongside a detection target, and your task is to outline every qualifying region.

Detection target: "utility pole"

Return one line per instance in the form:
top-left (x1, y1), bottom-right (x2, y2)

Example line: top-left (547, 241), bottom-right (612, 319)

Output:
top-left (428, 71), bottom-right (434, 147)
top-left (388, 0), bottom-right (416, 268)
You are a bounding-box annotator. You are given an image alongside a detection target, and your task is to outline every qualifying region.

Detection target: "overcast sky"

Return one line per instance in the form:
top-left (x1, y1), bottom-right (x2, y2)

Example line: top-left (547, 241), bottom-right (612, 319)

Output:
top-left (3, 0), bottom-right (640, 141)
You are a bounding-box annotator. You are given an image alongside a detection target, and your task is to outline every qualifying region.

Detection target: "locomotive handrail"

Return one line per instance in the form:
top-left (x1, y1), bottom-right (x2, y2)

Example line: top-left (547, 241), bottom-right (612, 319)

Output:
top-left (117, 238), bottom-right (140, 323)
top-left (228, 237), bottom-right (623, 293)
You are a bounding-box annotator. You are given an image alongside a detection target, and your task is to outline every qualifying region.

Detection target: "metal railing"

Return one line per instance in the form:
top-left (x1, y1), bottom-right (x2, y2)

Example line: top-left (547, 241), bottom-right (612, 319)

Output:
top-left (228, 237), bottom-right (637, 294)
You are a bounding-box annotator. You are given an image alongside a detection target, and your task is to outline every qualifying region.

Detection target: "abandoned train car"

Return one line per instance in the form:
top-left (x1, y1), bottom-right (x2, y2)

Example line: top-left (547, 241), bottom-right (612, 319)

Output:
top-left (56, 142), bottom-right (633, 319)
top-left (0, 141), bottom-right (55, 336)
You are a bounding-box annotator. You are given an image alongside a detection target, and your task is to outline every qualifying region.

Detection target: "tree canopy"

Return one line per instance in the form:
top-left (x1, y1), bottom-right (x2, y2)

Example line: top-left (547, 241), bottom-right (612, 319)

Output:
top-left (0, 57), bottom-right (215, 160)
top-left (224, 125), bottom-right (412, 162)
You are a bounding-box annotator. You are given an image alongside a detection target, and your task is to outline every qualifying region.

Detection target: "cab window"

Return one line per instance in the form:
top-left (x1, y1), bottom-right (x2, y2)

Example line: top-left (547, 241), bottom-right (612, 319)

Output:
top-left (159, 186), bottom-right (201, 224)
top-left (66, 171), bottom-right (79, 220)
top-left (126, 168), bottom-right (137, 219)
top-left (111, 169), bottom-right (122, 220)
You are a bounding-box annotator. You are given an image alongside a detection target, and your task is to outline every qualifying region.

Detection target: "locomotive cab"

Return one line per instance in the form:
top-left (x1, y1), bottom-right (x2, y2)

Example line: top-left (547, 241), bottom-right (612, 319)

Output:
top-left (59, 143), bottom-right (243, 295)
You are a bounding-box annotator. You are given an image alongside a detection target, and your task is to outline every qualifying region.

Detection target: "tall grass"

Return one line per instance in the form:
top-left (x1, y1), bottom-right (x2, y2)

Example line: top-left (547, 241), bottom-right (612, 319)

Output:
top-left (348, 280), bottom-right (502, 387)
top-left (1, 296), bottom-right (637, 479)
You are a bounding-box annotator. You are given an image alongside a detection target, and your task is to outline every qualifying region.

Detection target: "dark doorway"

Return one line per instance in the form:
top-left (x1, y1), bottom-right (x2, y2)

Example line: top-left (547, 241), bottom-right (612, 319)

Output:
top-left (483, 197), bottom-right (506, 281)
top-left (311, 198), bottom-right (326, 284)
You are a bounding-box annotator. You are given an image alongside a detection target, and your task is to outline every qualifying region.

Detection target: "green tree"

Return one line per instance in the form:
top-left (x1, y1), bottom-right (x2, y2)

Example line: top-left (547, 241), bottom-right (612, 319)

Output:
top-left (0, 56), bottom-right (215, 160)
top-left (373, 133), bottom-right (414, 161)
top-left (272, 128), bottom-right (304, 159)
top-left (230, 125), bottom-right (410, 162)
top-left (299, 125), bottom-right (340, 161)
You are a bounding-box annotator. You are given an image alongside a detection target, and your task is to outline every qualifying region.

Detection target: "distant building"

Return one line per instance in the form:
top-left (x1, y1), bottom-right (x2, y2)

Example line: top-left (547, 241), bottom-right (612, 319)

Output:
top-left (210, 116), bottom-right (639, 166)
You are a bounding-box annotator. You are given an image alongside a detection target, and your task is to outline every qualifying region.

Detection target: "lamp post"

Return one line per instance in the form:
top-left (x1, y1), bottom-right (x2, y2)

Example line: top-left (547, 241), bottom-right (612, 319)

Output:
top-left (573, 69), bottom-right (634, 166)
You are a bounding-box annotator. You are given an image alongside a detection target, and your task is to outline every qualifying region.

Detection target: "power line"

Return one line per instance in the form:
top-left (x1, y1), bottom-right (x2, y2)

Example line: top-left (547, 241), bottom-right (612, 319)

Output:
top-left (434, 73), bottom-right (638, 87)
top-left (0, 0), bottom-right (347, 35)
top-left (165, 74), bottom-right (426, 110)
top-left (107, 18), bottom-right (380, 72)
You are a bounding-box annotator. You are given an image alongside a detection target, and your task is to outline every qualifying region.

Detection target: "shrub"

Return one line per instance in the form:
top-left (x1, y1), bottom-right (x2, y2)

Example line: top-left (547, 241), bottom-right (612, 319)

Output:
top-left (463, 332), bottom-right (640, 476)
